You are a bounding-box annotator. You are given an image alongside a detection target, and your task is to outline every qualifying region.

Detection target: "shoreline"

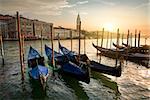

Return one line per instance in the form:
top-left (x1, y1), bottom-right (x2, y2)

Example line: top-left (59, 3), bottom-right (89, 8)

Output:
top-left (2, 36), bottom-right (148, 41)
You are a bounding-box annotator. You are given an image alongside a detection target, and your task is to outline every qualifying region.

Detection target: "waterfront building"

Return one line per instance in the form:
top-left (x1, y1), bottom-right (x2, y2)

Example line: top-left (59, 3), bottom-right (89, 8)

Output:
top-left (0, 14), bottom-right (53, 40)
top-left (20, 17), bottom-right (34, 39)
top-left (54, 26), bottom-right (79, 39)
top-left (0, 21), bottom-right (8, 38)
top-left (33, 19), bottom-right (53, 39)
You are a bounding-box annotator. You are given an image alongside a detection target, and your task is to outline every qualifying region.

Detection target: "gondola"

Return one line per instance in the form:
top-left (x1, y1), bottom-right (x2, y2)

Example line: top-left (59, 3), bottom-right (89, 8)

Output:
top-left (93, 43), bottom-right (150, 68)
top-left (45, 45), bottom-right (90, 83)
top-left (122, 43), bottom-right (150, 54)
top-left (28, 46), bottom-right (49, 90)
top-left (113, 43), bottom-right (125, 50)
top-left (59, 42), bottom-right (122, 77)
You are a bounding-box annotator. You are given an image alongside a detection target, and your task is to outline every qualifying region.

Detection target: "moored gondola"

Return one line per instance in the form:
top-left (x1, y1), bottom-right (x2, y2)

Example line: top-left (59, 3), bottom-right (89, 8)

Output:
top-left (45, 45), bottom-right (90, 83)
top-left (28, 46), bottom-right (49, 90)
top-left (59, 42), bottom-right (122, 77)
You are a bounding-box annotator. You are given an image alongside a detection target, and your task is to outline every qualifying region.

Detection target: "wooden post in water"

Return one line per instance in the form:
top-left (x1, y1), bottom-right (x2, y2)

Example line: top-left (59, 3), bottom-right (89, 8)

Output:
top-left (50, 24), bottom-right (54, 68)
top-left (135, 29), bottom-right (137, 47)
top-left (138, 31), bottom-right (141, 47)
top-left (0, 34), bottom-right (4, 65)
top-left (127, 30), bottom-right (129, 46)
top-left (96, 31), bottom-right (98, 55)
top-left (40, 26), bottom-right (43, 56)
top-left (130, 33), bottom-right (132, 47)
top-left (79, 22), bottom-right (81, 61)
top-left (21, 31), bottom-right (25, 62)
top-left (115, 28), bottom-right (119, 66)
top-left (70, 30), bottom-right (72, 51)
top-left (58, 33), bottom-right (60, 53)
top-left (110, 32), bottom-right (112, 49)
top-left (84, 33), bottom-right (86, 54)
top-left (99, 28), bottom-right (104, 63)
top-left (145, 38), bottom-right (147, 45)
top-left (122, 33), bottom-right (124, 46)
top-left (101, 28), bottom-right (104, 48)
top-left (22, 18), bottom-right (26, 62)
top-left (17, 11), bottom-right (25, 81)
top-left (77, 14), bottom-right (81, 61)
top-left (106, 31), bottom-right (109, 49)
top-left (126, 30), bottom-right (130, 65)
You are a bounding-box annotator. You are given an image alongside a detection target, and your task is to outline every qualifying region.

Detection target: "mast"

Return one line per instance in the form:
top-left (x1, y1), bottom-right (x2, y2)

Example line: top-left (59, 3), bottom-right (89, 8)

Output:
top-left (77, 14), bottom-right (81, 61)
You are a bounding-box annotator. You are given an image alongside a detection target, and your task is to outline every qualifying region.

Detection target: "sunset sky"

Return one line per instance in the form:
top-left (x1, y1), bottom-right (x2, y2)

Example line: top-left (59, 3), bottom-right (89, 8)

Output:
top-left (0, 0), bottom-right (150, 34)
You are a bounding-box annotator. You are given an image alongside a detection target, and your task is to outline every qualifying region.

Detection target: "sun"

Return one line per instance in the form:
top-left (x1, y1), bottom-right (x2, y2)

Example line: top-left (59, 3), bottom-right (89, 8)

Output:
top-left (104, 23), bottom-right (115, 32)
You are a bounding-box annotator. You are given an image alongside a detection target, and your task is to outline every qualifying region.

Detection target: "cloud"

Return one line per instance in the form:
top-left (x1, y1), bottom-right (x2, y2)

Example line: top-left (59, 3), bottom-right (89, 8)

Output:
top-left (60, 0), bottom-right (89, 8)
top-left (0, 0), bottom-right (70, 16)
top-left (60, 4), bottom-right (76, 8)
top-left (77, 1), bottom-right (88, 5)
top-left (132, 2), bottom-right (150, 10)
top-left (69, 10), bottom-right (88, 15)
top-left (99, 0), bottom-right (115, 6)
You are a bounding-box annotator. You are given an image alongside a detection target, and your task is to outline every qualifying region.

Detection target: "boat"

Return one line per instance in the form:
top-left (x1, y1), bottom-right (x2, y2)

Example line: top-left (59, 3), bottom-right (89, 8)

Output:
top-left (93, 43), bottom-right (150, 68)
top-left (28, 46), bottom-right (49, 90)
top-left (59, 42), bottom-right (122, 77)
top-left (90, 61), bottom-right (122, 77)
top-left (45, 45), bottom-right (90, 83)
top-left (59, 42), bottom-right (89, 63)
top-left (92, 43), bottom-right (124, 59)
top-left (113, 43), bottom-right (125, 50)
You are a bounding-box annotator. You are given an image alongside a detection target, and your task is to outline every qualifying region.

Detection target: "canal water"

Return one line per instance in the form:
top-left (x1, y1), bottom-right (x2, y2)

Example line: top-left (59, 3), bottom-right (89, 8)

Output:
top-left (0, 38), bottom-right (149, 100)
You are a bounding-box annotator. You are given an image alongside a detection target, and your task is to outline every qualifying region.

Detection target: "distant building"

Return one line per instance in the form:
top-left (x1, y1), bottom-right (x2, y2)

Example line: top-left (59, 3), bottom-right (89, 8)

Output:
top-left (0, 21), bottom-right (8, 38)
top-left (54, 26), bottom-right (78, 39)
top-left (0, 14), bottom-right (53, 40)
top-left (33, 20), bottom-right (53, 39)
top-left (7, 17), bottom-right (17, 38)
top-left (20, 17), bottom-right (34, 39)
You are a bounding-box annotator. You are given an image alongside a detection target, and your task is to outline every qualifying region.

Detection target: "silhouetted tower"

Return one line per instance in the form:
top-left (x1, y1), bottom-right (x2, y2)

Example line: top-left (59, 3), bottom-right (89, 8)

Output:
top-left (77, 14), bottom-right (81, 59)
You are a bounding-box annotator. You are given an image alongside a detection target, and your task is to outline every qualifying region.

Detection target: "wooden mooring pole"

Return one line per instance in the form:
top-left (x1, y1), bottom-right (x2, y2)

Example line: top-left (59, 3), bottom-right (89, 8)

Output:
top-left (135, 29), bottom-right (137, 47)
top-left (41, 26), bottom-right (43, 56)
top-left (70, 30), bottom-right (72, 51)
top-left (16, 11), bottom-right (25, 81)
top-left (84, 34), bottom-right (86, 54)
top-left (127, 30), bottom-right (129, 46)
top-left (78, 21), bottom-right (81, 61)
top-left (97, 31), bottom-right (98, 55)
top-left (99, 28), bottom-right (104, 63)
top-left (106, 31), bottom-right (109, 49)
top-left (122, 33), bottom-right (124, 46)
top-left (50, 24), bottom-right (55, 69)
top-left (0, 34), bottom-right (4, 65)
top-left (115, 28), bottom-right (119, 66)
top-left (110, 32), bottom-right (112, 49)
top-left (130, 33), bottom-right (132, 47)
top-left (138, 31), bottom-right (141, 47)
